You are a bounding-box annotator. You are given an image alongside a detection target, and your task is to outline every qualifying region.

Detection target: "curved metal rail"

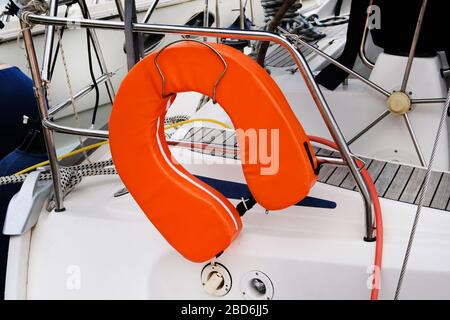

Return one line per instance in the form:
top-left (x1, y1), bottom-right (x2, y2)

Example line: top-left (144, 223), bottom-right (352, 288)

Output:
top-left (359, 0), bottom-right (375, 70)
top-left (20, 11), bottom-right (376, 240)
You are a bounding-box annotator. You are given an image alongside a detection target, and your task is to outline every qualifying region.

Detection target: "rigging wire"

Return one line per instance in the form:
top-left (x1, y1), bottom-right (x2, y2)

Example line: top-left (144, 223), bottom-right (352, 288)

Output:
top-left (78, 2), bottom-right (101, 127)
top-left (49, 4), bottom-right (71, 81)
top-left (394, 90), bottom-right (450, 300)
top-left (86, 27), bottom-right (100, 126)
top-left (78, 0), bottom-right (115, 105)
top-left (55, 27), bottom-right (91, 163)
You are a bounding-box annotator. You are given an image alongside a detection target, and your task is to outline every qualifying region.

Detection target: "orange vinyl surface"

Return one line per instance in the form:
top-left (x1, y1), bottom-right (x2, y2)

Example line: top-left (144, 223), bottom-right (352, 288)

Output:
top-left (109, 42), bottom-right (317, 262)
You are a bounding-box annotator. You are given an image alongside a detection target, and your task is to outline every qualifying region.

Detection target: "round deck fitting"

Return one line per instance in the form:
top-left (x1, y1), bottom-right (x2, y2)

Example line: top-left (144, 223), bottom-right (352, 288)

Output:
top-left (201, 263), bottom-right (232, 297)
top-left (387, 91), bottom-right (412, 115)
top-left (240, 271), bottom-right (274, 300)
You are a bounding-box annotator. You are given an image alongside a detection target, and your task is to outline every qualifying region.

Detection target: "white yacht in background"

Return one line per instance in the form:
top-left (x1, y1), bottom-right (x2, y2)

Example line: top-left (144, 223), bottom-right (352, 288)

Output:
top-left (0, 0), bottom-right (264, 154)
top-left (0, 0), bottom-right (257, 119)
top-left (1, 0), bottom-right (450, 301)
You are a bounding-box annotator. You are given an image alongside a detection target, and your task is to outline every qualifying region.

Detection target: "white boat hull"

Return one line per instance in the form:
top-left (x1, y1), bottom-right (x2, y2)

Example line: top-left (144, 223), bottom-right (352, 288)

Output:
top-left (3, 0), bottom-right (450, 301)
top-left (6, 147), bottom-right (450, 300)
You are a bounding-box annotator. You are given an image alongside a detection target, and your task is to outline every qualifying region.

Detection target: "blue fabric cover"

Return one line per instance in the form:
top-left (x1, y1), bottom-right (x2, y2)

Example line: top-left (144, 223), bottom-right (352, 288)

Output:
top-left (0, 66), bottom-right (40, 159)
top-left (0, 66), bottom-right (44, 300)
top-left (0, 149), bottom-right (48, 300)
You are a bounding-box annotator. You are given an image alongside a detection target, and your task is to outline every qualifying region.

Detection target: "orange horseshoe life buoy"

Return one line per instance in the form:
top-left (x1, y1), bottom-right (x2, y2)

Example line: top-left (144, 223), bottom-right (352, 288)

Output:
top-left (109, 41), bottom-right (317, 262)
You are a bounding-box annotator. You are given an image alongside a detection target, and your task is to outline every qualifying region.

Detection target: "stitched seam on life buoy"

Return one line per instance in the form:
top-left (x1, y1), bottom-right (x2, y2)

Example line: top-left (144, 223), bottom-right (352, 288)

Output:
top-left (155, 111), bottom-right (239, 231)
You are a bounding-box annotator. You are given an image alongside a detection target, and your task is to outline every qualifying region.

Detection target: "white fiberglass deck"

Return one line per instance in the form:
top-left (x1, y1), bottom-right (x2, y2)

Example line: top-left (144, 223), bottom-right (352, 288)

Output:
top-left (14, 146), bottom-right (450, 300)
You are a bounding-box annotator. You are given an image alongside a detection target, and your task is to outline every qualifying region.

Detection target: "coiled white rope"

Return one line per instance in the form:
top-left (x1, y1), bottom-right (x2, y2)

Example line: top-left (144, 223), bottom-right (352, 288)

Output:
top-left (0, 159), bottom-right (116, 198)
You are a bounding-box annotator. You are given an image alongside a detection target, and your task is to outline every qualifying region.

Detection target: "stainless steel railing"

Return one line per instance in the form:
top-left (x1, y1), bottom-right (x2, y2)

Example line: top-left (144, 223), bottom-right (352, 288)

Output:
top-left (18, 4), bottom-right (376, 239)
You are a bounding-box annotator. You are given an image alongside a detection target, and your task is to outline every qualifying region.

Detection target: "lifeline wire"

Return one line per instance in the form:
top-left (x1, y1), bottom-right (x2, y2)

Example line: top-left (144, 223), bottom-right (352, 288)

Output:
top-left (394, 89), bottom-right (450, 299)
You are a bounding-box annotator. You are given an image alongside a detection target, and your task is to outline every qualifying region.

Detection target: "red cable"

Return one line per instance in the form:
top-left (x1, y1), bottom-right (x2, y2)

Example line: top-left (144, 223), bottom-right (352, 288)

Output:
top-left (308, 136), bottom-right (383, 300)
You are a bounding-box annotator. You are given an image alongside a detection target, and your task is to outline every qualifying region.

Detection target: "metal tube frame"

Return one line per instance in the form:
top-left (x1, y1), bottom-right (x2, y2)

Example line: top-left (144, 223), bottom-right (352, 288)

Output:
top-left (114, 0), bottom-right (124, 21)
top-left (78, 0), bottom-right (116, 104)
top-left (20, 12), bottom-right (376, 240)
top-left (278, 26), bottom-right (391, 98)
top-left (142, 0), bottom-right (159, 23)
top-left (41, 0), bottom-right (59, 82)
top-left (239, 0), bottom-right (245, 29)
top-left (167, 139), bottom-right (348, 166)
top-left (215, 0), bottom-right (220, 43)
top-left (403, 113), bottom-right (426, 166)
top-left (42, 118), bottom-right (109, 139)
top-left (20, 20), bottom-right (66, 212)
top-left (400, 0), bottom-right (429, 92)
top-left (48, 72), bottom-right (113, 116)
top-left (123, 0), bottom-right (143, 69)
top-left (348, 110), bottom-right (390, 146)
top-left (399, 0), bottom-right (429, 167)
top-left (412, 98), bottom-right (447, 104)
top-left (359, 0), bottom-right (375, 70)
top-left (215, 0), bottom-right (220, 28)
top-left (203, 0), bottom-right (209, 41)
top-left (248, 0), bottom-right (255, 23)
top-left (281, 11), bottom-right (445, 167)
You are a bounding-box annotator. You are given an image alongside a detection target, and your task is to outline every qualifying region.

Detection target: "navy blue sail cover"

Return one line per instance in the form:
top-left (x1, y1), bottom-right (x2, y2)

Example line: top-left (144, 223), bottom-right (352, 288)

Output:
top-left (0, 66), bottom-right (41, 159)
top-left (0, 66), bottom-right (47, 300)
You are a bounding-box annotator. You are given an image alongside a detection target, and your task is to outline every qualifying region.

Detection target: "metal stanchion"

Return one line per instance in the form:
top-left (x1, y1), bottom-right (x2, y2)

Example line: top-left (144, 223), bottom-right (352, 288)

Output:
top-left (20, 20), bottom-right (65, 212)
